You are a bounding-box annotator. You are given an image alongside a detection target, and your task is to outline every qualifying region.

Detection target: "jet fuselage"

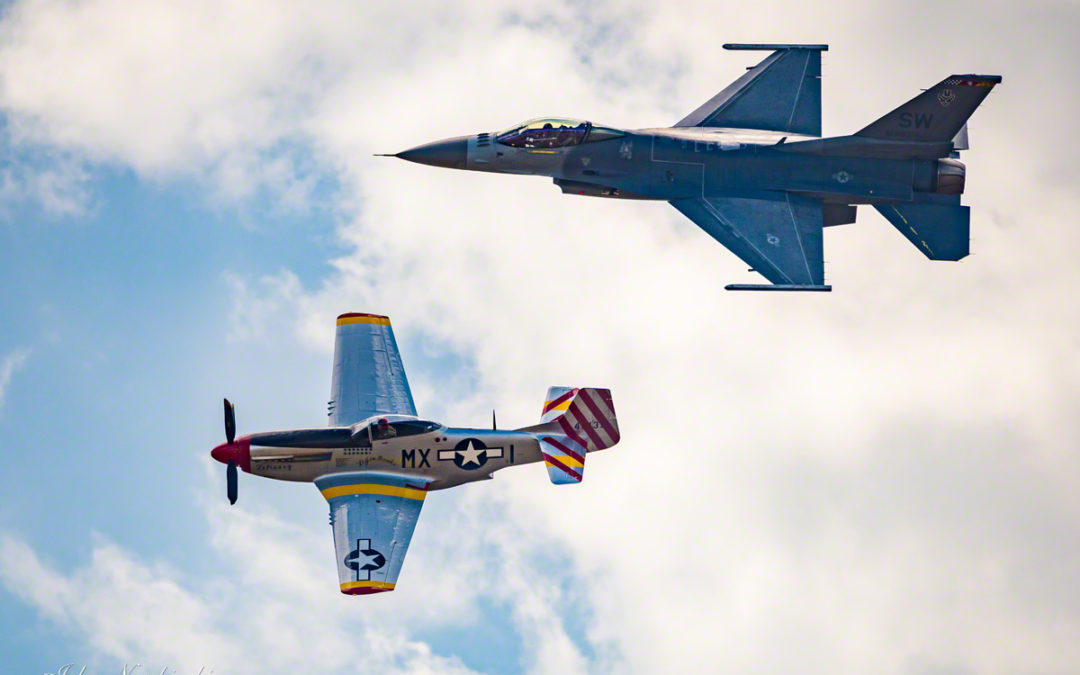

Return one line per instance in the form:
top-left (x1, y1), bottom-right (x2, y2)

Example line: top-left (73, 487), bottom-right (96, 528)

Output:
top-left (412, 127), bottom-right (963, 208)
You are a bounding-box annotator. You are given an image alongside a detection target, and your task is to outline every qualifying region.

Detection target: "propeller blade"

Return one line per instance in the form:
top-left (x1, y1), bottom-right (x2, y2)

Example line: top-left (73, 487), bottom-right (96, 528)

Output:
top-left (492, 409), bottom-right (497, 431)
top-left (226, 460), bottom-right (238, 505)
top-left (224, 398), bottom-right (236, 444)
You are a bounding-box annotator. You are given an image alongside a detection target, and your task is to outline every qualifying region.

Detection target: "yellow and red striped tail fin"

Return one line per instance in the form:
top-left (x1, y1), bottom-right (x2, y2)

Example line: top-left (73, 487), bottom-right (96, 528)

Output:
top-left (537, 387), bottom-right (620, 484)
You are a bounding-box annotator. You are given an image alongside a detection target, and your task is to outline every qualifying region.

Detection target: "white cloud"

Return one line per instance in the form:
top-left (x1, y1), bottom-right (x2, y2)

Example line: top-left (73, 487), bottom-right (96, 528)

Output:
top-left (235, 4), bottom-right (1080, 669)
top-left (0, 138), bottom-right (91, 217)
top-left (0, 465), bottom-right (604, 674)
top-left (0, 347), bottom-right (30, 410)
top-left (3, 0), bottom-right (1080, 673)
top-left (224, 270), bottom-right (305, 343)
top-left (0, 534), bottom-right (240, 673)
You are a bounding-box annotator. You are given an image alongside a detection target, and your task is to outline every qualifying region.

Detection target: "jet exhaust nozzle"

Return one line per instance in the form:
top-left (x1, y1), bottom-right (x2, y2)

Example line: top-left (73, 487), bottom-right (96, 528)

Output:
top-left (934, 158), bottom-right (966, 195)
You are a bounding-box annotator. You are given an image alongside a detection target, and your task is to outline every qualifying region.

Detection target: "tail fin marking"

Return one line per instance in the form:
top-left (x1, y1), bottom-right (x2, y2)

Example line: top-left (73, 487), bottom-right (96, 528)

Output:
top-left (555, 414), bottom-right (591, 449)
top-left (855, 74), bottom-right (1001, 145)
top-left (570, 389), bottom-right (620, 450)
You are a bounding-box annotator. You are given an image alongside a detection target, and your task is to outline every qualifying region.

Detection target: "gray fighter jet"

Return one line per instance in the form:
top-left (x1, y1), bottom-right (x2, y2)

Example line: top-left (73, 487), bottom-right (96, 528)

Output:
top-left (388, 44), bottom-right (1001, 291)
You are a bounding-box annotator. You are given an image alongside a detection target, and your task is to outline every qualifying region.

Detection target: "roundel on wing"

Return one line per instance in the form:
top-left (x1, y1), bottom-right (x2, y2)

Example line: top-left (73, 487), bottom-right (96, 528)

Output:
top-left (345, 546), bottom-right (386, 572)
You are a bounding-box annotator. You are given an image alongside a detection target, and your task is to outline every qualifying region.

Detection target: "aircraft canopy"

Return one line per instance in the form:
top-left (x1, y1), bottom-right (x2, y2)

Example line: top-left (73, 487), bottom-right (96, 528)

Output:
top-left (497, 118), bottom-right (624, 149)
top-left (355, 415), bottom-right (442, 441)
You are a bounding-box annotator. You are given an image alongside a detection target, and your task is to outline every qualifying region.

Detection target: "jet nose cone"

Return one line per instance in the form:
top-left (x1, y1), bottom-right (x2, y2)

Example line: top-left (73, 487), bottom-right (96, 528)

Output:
top-left (395, 136), bottom-right (469, 169)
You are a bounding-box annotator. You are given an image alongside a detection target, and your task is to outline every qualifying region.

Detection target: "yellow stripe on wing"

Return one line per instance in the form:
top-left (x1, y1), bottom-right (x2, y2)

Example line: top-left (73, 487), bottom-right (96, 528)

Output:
top-left (336, 314), bottom-right (391, 326)
top-left (320, 484), bottom-right (428, 501)
top-left (340, 580), bottom-right (396, 592)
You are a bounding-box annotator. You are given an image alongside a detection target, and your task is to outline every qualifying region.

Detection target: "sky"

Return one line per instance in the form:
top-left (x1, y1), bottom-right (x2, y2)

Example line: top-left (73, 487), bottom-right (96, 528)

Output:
top-left (0, 1), bottom-right (1078, 673)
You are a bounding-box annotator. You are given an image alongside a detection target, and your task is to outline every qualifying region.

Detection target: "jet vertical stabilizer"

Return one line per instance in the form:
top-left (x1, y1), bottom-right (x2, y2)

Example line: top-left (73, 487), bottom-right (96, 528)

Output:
top-left (856, 75), bottom-right (1001, 145)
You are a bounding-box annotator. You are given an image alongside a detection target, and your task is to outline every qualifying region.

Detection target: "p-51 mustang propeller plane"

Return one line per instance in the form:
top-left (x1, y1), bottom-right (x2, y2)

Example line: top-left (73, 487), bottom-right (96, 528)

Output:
top-left (211, 313), bottom-right (619, 595)
top-left (387, 44), bottom-right (1002, 291)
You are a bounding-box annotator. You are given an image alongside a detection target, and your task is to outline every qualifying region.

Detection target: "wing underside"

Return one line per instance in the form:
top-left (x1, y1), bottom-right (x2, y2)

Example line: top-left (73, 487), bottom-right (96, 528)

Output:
top-left (329, 313), bottom-right (416, 425)
top-left (671, 194), bottom-right (827, 288)
top-left (676, 44), bottom-right (826, 136)
top-left (315, 471), bottom-right (431, 595)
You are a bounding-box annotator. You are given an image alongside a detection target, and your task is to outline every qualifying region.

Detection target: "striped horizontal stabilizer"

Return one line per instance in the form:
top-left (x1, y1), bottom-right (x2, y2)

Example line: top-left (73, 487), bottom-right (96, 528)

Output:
top-left (539, 433), bottom-right (587, 484)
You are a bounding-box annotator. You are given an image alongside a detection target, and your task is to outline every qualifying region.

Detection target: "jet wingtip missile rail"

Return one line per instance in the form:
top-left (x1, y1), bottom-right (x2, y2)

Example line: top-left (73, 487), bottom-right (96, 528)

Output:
top-left (722, 43), bottom-right (829, 51)
top-left (725, 284), bottom-right (833, 292)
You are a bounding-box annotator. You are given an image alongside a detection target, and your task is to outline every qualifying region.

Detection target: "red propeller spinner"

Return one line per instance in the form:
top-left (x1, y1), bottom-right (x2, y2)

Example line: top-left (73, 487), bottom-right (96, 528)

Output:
top-left (211, 436), bottom-right (251, 473)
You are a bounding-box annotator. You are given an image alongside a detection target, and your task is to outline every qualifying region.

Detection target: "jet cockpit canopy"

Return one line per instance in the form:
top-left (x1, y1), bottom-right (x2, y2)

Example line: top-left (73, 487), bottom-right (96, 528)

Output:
top-left (496, 118), bottom-right (625, 149)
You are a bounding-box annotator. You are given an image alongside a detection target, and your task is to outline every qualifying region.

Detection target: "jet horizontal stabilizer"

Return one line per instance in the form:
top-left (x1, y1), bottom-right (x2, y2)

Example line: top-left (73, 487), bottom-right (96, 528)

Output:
top-left (875, 202), bottom-right (970, 260)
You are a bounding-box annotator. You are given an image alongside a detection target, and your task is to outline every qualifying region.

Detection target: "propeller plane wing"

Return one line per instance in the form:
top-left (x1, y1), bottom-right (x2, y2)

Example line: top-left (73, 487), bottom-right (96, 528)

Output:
top-left (316, 471), bottom-right (432, 595)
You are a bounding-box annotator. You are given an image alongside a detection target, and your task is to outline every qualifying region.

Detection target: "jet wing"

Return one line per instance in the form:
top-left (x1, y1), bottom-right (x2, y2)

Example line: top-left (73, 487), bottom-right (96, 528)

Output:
top-left (315, 471), bottom-right (432, 595)
top-left (671, 194), bottom-right (829, 289)
top-left (329, 313), bottom-right (416, 425)
top-left (675, 44), bottom-right (827, 137)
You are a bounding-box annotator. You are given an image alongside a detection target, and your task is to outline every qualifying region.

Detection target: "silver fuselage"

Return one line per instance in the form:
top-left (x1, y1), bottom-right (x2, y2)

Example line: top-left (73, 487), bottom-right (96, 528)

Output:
top-left (248, 425), bottom-right (543, 490)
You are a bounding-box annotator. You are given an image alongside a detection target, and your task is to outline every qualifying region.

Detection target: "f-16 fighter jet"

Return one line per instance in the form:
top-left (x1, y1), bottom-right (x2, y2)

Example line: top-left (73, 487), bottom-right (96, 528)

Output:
top-left (388, 44), bottom-right (1001, 291)
top-left (211, 313), bottom-right (619, 595)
